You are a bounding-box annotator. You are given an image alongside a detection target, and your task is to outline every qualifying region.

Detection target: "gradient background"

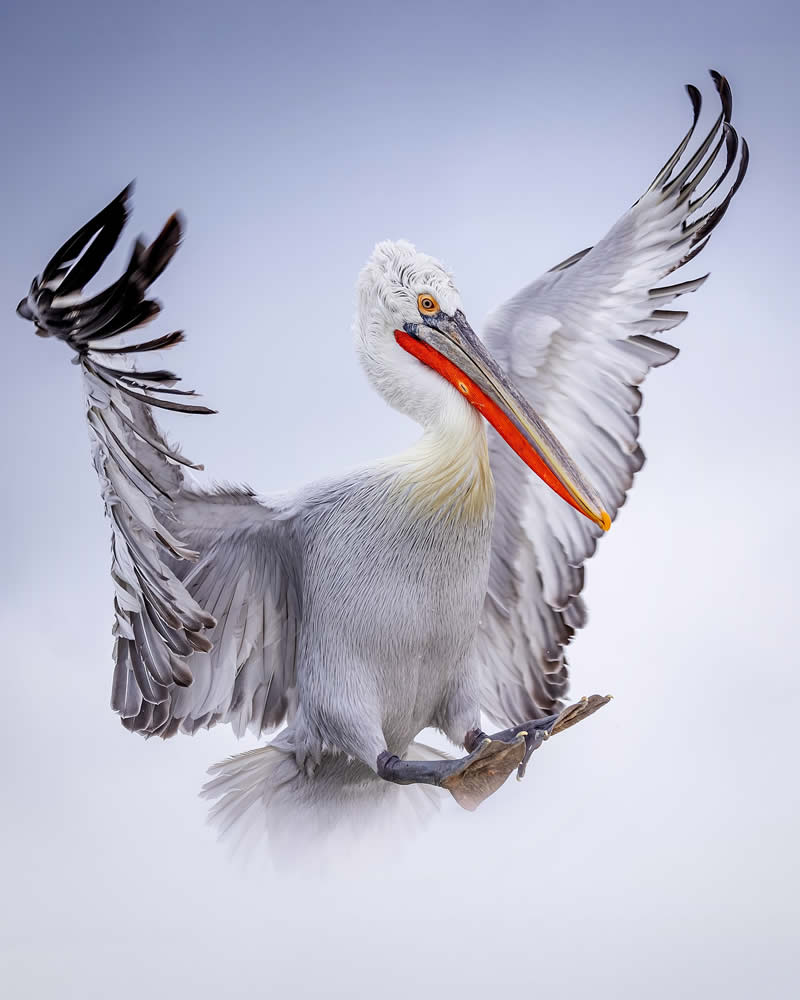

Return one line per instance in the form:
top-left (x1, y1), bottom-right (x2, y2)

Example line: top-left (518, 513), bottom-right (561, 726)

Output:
top-left (1, 1), bottom-right (798, 997)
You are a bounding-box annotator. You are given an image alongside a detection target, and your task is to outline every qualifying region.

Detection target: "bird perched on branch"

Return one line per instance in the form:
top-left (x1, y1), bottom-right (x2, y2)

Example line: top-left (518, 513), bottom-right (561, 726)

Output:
top-left (17, 71), bottom-right (747, 848)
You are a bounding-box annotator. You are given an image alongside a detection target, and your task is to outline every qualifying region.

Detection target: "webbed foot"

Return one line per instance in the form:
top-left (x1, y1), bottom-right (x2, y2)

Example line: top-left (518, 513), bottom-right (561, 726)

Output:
top-left (468, 693), bottom-right (612, 781)
top-left (375, 694), bottom-right (611, 811)
top-left (439, 733), bottom-right (528, 811)
top-left (377, 732), bottom-right (528, 811)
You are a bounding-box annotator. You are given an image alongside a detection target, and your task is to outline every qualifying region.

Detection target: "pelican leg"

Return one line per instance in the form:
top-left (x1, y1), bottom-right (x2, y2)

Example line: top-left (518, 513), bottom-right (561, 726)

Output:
top-left (377, 733), bottom-right (528, 811)
top-left (466, 694), bottom-right (612, 781)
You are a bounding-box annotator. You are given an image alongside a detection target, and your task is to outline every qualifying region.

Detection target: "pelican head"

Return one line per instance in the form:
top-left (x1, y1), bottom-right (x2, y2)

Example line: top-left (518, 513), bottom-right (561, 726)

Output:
top-left (356, 240), bottom-right (610, 530)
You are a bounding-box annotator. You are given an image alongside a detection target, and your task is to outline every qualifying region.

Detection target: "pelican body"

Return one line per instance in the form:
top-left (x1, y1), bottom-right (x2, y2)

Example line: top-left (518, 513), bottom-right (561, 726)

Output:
top-left (16, 72), bottom-right (747, 844)
top-left (296, 452), bottom-right (492, 766)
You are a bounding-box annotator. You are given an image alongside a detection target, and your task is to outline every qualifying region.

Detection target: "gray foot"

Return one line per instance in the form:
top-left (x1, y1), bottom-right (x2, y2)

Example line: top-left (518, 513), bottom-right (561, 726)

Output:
top-left (377, 732), bottom-right (528, 811)
top-left (467, 693), bottom-right (613, 780)
top-left (376, 694), bottom-right (611, 812)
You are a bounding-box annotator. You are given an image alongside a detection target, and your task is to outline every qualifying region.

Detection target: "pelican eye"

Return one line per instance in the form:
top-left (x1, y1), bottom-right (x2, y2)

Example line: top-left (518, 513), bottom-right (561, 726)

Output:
top-left (417, 294), bottom-right (439, 315)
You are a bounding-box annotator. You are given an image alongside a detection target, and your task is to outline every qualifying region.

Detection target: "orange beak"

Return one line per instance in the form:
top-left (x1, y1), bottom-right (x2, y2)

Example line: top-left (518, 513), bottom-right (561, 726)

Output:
top-left (395, 311), bottom-right (610, 532)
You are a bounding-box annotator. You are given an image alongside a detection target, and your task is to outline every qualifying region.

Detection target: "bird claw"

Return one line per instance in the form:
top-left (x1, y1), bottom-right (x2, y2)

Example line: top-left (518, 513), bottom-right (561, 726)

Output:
top-left (516, 729), bottom-right (547, 781)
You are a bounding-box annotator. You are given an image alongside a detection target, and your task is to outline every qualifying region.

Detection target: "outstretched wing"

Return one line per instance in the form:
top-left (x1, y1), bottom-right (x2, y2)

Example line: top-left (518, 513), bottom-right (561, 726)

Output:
top-left (17, 187), bottom-right (303, 738)
top-left (477, 71), bottom-right (748, 726)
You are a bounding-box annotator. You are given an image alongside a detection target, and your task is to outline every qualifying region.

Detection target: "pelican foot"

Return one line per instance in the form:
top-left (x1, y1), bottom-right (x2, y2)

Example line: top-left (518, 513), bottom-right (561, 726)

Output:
top-left (375, 695), bottom-right (610, 811)
top-left (467, 694), bottom-right (612, 781)
top-left (377, 732), bottom-right (528, 811)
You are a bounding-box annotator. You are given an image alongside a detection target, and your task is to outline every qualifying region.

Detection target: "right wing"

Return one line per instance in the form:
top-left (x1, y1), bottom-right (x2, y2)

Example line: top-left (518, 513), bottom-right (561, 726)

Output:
top-left (17, 187), bottom-right (303, 738)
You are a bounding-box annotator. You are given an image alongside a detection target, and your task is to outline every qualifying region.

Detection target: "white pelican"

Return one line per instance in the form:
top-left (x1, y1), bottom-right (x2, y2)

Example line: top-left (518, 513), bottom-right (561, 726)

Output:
top-left (17, 72), bottom-right (747, 843)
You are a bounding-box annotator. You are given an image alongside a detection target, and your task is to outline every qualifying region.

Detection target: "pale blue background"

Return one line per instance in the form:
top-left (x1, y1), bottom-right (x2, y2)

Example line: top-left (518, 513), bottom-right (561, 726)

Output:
top-left (1, 1), bottom-right (798, 997)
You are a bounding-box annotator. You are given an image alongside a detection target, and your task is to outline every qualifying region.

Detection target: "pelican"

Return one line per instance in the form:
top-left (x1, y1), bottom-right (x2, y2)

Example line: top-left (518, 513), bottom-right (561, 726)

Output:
top-left (17, 72), bottom-right (747, 844)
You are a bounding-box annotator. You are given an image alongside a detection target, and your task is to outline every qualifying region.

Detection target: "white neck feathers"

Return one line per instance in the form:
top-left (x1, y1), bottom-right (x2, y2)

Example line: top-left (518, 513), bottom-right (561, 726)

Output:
top-left (383, 393), bottom-right (494, 521)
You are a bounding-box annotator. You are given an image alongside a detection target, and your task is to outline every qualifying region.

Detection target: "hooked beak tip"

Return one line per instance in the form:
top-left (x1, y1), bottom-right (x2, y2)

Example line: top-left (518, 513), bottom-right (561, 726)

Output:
top-left (599, 510), bottom-right (611, 532)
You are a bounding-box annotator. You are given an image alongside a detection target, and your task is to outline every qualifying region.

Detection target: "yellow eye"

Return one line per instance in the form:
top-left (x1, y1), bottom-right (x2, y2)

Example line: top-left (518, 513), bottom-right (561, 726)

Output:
top-left (417, 294), bottom-right (439, 315)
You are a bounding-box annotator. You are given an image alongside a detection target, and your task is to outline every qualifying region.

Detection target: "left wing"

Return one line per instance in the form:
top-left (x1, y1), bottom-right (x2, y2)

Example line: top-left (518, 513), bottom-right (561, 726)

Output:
top-left (477, 71), bottom-right (748, 726)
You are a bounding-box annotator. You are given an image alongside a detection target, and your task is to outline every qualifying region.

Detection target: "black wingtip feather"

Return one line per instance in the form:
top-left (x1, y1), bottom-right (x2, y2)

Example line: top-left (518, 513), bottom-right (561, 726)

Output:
top-left (16, 297), bottom-right (33, 321)
top-left (42, 185), bottom-right (133, 291)
top-left (19, 186), bottom-right (214, 418)
top-left (89, 330), bottom-right (186, 355)
top-left (720, 122), bottom-right (739, 181)
top-left (142, 213), bottom-right (184, 284)
top-left (709, 70), bottom-right (733, 123)
top-left (685, 83), bottom-right (702, 120)
top-left (686, 132), bottom-right (749, 244)
top-left (646, 82), bottom-right (704, 193)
